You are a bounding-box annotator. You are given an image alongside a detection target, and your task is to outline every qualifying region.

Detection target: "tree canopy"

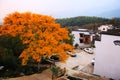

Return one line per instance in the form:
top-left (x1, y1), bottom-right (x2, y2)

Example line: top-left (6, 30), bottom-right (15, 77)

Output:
top-left (0, 12), bottom-right (73, 65)
top-left (107, 18), bottom-right (120, 28)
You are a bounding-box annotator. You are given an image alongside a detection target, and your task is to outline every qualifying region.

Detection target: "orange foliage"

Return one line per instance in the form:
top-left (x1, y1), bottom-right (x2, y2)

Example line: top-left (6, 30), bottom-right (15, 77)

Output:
top-left (0, 12), bottom-right (73, 65)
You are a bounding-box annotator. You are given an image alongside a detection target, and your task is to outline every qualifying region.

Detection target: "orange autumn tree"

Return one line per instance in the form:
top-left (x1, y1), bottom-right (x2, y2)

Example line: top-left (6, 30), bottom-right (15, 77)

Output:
top-left (0, 12), bottom-right (73, 65)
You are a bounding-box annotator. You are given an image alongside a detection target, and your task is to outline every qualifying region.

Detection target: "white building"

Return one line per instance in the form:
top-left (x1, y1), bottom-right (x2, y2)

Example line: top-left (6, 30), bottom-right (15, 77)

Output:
top-left (98, 25), bottom-right (113, 32)
top-left (94, 33), bottom-right (120, 80)
top-left (71, 29), bottom-right (92, 47)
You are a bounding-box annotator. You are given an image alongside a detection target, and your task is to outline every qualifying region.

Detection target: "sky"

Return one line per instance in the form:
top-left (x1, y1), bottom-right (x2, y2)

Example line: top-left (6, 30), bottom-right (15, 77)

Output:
top-left (0, 0), bottom-right (120, 22)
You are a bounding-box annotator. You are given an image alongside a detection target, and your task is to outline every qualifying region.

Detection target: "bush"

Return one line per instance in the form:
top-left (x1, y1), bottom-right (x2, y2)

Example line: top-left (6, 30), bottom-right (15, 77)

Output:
top-left (75, 43), bottom-right (79, 49)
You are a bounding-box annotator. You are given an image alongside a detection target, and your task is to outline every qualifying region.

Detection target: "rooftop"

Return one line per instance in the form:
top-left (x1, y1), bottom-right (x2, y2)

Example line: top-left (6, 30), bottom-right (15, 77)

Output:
top-left (72, 28), bottom-right (89, 32)
top-left (101, 29), bottom-right (120, 36)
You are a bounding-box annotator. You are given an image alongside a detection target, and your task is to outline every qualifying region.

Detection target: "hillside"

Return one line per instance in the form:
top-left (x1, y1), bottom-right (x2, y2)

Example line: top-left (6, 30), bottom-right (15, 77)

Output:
top-left (56, 16), bottom-right (109, 27)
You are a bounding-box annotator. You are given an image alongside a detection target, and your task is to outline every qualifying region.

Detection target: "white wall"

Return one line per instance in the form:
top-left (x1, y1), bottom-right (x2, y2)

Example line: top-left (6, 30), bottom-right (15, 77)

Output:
top-left (98, 25), bottom-right (113, 32)
top-left (98, 25), bottom-right (109, 31)
top-left (94, 34), bottom-right (120, 80)
top-left (71, 31), bottom-right (90, 46)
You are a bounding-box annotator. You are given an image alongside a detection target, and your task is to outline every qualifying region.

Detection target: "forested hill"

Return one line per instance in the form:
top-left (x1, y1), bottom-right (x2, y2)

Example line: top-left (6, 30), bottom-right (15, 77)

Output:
top-left (55, 16), bottom-right (109, 27)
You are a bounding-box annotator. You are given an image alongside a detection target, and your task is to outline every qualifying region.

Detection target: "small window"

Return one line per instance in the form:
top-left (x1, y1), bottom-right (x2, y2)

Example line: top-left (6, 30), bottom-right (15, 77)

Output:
top-left (80, 33), bottom-right (84, 37)
top-left (80, 39), bottom-right (83, 43)
top-left (103, 28), bottom-right (105, 30)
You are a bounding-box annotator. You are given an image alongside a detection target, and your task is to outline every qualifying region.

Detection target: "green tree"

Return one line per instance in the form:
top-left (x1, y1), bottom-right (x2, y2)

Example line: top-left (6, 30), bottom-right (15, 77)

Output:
top-left (56, 16), bottom-right (109, 27)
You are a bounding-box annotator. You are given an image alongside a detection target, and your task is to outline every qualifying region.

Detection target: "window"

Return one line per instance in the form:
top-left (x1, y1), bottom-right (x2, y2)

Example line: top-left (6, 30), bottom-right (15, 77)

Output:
top-left (103, 28), bottom-right (105, 31)
top-left (79, 33), bottom-right (84, 37)
top-left (80, 39), bottom-right (83, 43)
top-left (79, 34), bottom-right (91, 44)
top-left (84, 35), bottom-right (91, 44)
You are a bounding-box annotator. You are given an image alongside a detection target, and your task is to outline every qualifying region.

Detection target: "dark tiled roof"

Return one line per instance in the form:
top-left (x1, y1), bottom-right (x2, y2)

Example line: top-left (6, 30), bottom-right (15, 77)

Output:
top-left (72, 29), bottom-right (90, 32)
top-left (101, 29), bottom-right (120, 36)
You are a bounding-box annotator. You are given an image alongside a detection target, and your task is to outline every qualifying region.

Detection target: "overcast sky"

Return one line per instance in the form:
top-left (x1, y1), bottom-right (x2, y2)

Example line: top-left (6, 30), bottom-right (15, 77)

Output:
top-left (0, 0), bottom-right (120, 22)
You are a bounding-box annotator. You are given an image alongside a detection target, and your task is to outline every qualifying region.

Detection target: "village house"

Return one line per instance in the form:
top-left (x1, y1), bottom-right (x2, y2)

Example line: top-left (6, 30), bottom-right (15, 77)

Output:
top-left (98, 24), bottom-right (114, 32)
top-left (93, 29), bottom-right (120, 80)
top-left (71, 29), bottom-right (93, 48)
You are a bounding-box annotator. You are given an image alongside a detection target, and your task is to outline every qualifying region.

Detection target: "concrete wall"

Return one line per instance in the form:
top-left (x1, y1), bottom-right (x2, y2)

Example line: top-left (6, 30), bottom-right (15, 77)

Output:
top-left (94, 34), bottom-right (120, 80)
